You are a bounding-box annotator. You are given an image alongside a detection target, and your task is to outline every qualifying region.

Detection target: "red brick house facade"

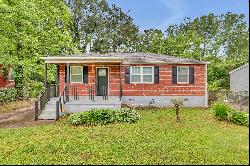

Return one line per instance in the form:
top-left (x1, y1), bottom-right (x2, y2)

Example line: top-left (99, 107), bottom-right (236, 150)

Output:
top-left (43, 53), bottom-right (209, 107)
top-left (0, 64), bottom-right (15, 89)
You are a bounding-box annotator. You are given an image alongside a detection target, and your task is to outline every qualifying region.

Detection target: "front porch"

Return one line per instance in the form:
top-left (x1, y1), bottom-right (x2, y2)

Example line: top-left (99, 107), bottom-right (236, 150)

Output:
top-left (38, 96), bottom-right (121, 120)
top-left (38, 56), bottom-right (124, 120)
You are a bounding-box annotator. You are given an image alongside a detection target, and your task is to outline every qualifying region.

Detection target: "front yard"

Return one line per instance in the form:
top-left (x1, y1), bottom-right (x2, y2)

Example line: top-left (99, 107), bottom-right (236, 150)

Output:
top-left (0, 108), bottom-right (248, 164)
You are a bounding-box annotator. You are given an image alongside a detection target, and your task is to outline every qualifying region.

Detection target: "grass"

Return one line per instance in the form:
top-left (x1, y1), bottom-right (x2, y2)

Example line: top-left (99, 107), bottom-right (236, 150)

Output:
top-left (0, 99), bottom-right (33, 114)
top-left (0, 108), bottom-right (248, 164)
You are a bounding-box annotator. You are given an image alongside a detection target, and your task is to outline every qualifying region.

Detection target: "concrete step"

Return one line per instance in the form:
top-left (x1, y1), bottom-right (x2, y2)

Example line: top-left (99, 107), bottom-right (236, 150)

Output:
top-left (65, 104), bottom-right (121, 113)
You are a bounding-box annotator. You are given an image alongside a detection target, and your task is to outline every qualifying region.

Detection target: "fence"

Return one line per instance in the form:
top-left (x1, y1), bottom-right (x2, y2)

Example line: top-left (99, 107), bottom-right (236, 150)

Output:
top-left (208, 90), bottom-right (249, 111)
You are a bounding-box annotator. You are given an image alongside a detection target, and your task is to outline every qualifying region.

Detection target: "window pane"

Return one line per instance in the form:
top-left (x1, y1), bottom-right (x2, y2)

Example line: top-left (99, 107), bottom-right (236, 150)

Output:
top-left (71, 67), bottom-right (82, 74)
top-left (71, 75), bottom-right (82, 82)
top-left (131, 67), bottom-right (140, 74)
top-left (98, 69), bottom-right (106, 76)
top-left (178, 75), bottom-right (188, 83)
top-left (178, 67), bottom-right (188, 75)
top-left (143, 67), bottom-right (152, 74)
top-left (143, 75), bottom-right (152, 82)
top-left (131, 75), bottom-right (141, 82)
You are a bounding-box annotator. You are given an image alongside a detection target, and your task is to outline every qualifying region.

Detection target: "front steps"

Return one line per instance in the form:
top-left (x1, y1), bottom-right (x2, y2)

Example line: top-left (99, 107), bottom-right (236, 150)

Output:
top-left (38, 96), bottom-right (121, 120)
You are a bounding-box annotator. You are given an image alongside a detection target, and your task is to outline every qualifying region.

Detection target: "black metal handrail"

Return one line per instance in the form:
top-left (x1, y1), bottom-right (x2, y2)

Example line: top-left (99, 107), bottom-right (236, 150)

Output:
top-left (73, 85), bottom-right (79, 100)
top-left (35, 85), bottom-right (50, 121)
top-left (101, 85), bottom-right (108, 100)
top-left (88, 85), bottom-right (95, 102)
top-left (62, 86), bottom-right (67, 104)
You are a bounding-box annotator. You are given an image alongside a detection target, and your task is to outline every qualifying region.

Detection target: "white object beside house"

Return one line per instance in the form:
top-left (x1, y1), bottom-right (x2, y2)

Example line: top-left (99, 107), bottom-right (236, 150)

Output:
top-left (229, 63), bottom-right (249, 94)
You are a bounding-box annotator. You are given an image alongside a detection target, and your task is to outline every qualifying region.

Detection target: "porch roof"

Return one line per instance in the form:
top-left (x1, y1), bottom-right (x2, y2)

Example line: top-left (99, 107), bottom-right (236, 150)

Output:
top-left (42, 52), bottom-right (209, 64)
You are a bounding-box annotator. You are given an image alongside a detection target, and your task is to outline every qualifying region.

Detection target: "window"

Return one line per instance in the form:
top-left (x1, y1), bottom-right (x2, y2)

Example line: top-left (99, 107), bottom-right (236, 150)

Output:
top-left (70, 66), bottom-right (83, 83)
top-left (8, 68), bottom-right (15, 81)
top-left (177, 66), bottom-right (189, 83)
top-left (131, 66), bottom-right (154, 83)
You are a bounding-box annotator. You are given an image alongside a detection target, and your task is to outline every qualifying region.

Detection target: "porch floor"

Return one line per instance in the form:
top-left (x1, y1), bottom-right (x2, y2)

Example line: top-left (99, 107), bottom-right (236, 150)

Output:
top-left (38, 96), bottom-right (121, 120)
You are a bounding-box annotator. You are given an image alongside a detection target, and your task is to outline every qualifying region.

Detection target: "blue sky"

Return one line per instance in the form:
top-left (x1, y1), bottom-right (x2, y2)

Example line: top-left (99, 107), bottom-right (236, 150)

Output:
top-left (107, 0), bottom-right (249, 32)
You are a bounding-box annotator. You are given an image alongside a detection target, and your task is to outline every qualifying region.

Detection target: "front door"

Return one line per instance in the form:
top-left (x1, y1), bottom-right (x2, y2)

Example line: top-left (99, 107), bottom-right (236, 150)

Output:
top-left (96, 68), bottom-right (108, 96)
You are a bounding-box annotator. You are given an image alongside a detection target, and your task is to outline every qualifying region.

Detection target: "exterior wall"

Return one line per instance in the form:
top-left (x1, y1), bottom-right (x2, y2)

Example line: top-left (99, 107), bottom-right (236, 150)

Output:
top-left (230, 64), bottom-right (249, 93)
top-left (0, 64), bottom-right (15, 89)
top-left (58, 63), bottom-right (206, 107)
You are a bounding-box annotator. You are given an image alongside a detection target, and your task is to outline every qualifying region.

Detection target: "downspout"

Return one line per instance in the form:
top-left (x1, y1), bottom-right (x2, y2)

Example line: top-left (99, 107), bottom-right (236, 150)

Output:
top-left (205, 64), bottom-right (208, 107)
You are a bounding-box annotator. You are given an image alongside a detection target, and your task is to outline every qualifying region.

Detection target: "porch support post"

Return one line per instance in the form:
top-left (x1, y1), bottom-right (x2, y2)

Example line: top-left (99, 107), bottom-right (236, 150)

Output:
top-left (44, 63), bottom-right (48, 88)
top-left (66, 63), bottom-right (70, 102)
top-left (56, 64), bottom-right (60, 97)
top-left (119, 63), bottom-right (122, 101)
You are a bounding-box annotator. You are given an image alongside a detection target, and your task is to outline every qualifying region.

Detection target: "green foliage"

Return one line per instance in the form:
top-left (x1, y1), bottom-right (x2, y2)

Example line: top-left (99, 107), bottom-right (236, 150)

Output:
top-left (0, 0), bottom-right (77, 98)
top-left (212, 102), bottom-right (249, 127)
top-left (212, 102), bottom-right (232, 121)
top-left (229, 112), bottom-right (249, 127)
top-left (0, 87), bottom-right (17, 103)
top-left (136, 12), bottom-right (249, 90)
top-left (68, 0), bottom-right (139, 53)
top-left (68, 108), bottom-right (140, 126)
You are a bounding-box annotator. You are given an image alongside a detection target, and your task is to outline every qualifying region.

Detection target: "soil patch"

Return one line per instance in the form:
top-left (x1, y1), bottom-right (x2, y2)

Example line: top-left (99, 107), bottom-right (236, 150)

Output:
top-left (0, 102), bottom-right (54, 129)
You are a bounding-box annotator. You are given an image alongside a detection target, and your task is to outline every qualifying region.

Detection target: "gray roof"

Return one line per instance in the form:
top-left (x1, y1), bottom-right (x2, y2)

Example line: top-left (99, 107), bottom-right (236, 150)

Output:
top-left (61, 52), bottom-right (208, 64)
top-left (229, 63), bottom-right (249, 74)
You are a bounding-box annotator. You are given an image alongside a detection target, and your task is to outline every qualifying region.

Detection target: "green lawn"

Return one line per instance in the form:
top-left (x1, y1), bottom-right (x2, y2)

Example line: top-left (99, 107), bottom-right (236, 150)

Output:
top-left (0, 108), bottom-right (248, 165)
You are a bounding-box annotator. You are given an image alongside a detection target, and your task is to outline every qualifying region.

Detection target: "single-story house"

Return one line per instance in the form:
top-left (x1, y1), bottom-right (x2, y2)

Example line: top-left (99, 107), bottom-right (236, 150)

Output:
top-left (229, 63), bottom-right (249, 94)
top-left (42, 52), bottom-right (209, 108)
top-left (0, 64), bottom-right (15, 89)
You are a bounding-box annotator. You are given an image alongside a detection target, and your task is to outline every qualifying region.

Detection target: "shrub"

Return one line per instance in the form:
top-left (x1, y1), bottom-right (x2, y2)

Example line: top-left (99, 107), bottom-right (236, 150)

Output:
top-left (116, 108), bottom-right (140, 123)
top-left (0, 87), bottom-right (17, 103)
top-left (212, 102), bottom-right (232, 121)
top-left (68, 108), bottom-right (140, 126)
top-left (229, 112), bottom-right (249, 127)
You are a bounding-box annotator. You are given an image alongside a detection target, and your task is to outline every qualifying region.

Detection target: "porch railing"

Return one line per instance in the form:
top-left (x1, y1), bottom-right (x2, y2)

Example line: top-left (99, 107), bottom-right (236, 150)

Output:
top-left (35, 85), bottom-right (50, 121)
top-left (62, 86), bottom-right (67, 104)
top-left (88, 85), bottom-right (95, 102)
top-left (101, 86), bottom-right (108, 100)
top-left (73, 85), bottom-right (79, 100)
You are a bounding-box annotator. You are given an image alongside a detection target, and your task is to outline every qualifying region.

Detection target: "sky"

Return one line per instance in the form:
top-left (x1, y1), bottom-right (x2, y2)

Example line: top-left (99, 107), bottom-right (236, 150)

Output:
top-left (107, 0), bottom-right (249, 32)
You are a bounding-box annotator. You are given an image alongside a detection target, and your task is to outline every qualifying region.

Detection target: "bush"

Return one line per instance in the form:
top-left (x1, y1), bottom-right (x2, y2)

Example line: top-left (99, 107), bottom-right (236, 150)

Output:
top-left (212, 102), bottom-right (232, 121)
top-left (68, 108), bottom-right (140, 126)
top-left (0, 87), bottom-right (17, 103)
top-left (229, 112), bottom-right (249, 127)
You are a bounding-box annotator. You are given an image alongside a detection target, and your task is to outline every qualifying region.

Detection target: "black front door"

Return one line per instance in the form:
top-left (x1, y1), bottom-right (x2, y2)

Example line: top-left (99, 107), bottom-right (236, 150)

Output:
top-left (97, 68), bottom-right (108, 96)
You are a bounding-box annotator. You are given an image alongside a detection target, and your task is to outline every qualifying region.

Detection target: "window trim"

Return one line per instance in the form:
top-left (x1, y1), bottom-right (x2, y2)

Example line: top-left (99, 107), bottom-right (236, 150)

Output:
top-left (70, 66), bottom-right (83, 83)
top-left (177, 66), bottom-right (189, 84)
top-left (130, 66), bottom-right (154, 84)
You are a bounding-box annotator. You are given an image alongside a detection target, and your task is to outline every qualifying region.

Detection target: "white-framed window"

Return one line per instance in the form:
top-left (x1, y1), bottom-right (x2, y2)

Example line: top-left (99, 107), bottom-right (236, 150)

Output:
top-left (130, 66), bottom-right (154, 83)
top-left (177, 66), bottom-right (189, 84)
top-left (8, 68), bottom-right (15, 81)
top-left (70, 66), bottom-right (83, 83)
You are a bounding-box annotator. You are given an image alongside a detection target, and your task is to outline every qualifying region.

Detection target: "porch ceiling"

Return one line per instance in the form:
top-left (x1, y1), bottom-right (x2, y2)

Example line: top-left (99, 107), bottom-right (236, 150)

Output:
top-left (42, 56), bottom-right (123, 64)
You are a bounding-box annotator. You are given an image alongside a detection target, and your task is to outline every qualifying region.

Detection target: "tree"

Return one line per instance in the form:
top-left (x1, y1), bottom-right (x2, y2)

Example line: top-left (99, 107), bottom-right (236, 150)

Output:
top-left (0, 0), bottom-right (77, 97)
top-left (66, 0), bottom-right (139, 53)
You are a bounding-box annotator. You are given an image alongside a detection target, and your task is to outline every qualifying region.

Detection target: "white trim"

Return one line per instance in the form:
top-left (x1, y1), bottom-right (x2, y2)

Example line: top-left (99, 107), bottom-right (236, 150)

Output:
top-left (130, 66), bottom-right (154, 84)
top-left (70, 66), bottom-right (83, 83)
top-left (177, 66), bottom-right (189, 84)
top-left (42, 56), bottom-right (209, 64)
top-left (96, 67), bottom-right (109, 96)
top-left (229, 63), bottom-right (248, 74)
